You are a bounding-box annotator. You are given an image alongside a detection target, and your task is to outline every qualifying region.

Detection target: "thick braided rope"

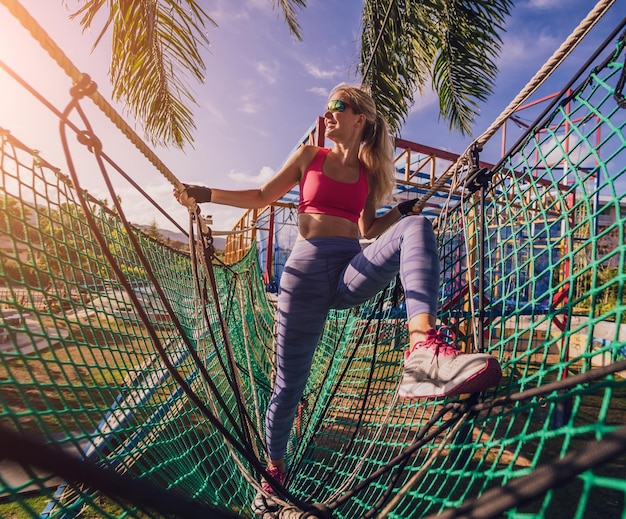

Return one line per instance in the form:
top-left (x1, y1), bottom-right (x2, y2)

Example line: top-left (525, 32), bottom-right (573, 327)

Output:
top-left (413, 0), bottom-right (616, 213)
top-left (0, 0), bottom-right (184, 191)
top-left (474, 0), bottom-right (616, 149)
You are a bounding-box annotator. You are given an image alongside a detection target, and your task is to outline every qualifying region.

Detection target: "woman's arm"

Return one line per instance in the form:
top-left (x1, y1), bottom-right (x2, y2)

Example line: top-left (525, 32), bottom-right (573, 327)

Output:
top-left (359, 196), bottom-right (401, 240)
top-left (176, 145), bottom-right (318, 209)
top-left (358, 196), bottom-right (420, 240)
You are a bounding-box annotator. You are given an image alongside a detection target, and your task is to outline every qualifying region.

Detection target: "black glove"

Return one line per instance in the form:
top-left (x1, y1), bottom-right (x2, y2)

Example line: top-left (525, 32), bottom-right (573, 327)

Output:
top-left (397, 197), bottom-right (419, 215)
top-left (183, 183), bottom-right (212, 203)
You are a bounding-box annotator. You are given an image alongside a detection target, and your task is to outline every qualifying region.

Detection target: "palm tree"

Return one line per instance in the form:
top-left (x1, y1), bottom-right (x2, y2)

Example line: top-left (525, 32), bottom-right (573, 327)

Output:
top-left (70, 0), bottom-right (511, 146)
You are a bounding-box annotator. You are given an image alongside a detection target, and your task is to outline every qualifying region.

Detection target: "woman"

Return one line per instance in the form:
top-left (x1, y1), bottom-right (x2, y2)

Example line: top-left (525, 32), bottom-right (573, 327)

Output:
top-left (175, 83), bottom-right (502, 513)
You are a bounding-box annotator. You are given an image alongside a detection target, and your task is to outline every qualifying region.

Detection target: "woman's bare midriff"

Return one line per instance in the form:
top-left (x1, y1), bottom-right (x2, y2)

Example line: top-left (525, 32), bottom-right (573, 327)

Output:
top-left (297, 213), bottom-right (359, 240)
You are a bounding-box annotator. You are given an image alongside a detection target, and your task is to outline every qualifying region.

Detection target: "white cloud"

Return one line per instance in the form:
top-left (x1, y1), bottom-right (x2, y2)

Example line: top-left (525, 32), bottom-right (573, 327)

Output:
top-left (209, 205), bottom-right (247, 232)
top-left (308, 86), bottom-right (329, 97)
top-left (538, 133), bottom-right (596, 168)
top-left (524, 0), bottom-right (561, 9)
top-left (228, 165), bottom-right (275, 185)
top-left (239, 91), bottom-right (260, 114)
top-left (200, 98), bottom-right (226, 125)
top-left (245, 0), bottom-right (273, 13)
top-left (497, 31), bottom-right (559, 72)
top-left (407, 87), bottom-right (439, 115)
top-left (206, 0), bottom-right (251, 22)
top-left (304, 62), bottom-right (341, 80)
top-left (256, 61), bottom-right (279, 84)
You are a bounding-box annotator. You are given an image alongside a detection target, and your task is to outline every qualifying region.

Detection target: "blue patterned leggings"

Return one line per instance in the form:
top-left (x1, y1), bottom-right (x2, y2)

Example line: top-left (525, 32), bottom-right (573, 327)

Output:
top-left (266, 215), bottom-right (440, 460)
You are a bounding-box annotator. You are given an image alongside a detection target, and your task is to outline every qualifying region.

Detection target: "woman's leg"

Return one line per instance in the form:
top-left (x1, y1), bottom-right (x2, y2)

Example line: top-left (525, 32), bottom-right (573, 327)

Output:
top-left (332, 215), bottom-right (501, 397)
top-left (265, 238), bottom-right (360, 464)
top-left (332, 215), bottom-right (440, 324)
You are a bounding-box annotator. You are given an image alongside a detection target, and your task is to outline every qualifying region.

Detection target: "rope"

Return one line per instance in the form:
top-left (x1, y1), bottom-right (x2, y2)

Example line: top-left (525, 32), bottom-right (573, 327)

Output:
top-left (426, 424), bottom-right (626, 519)
top-left (0, 425), bottom-right (243, 519)
top-left (327, 401), bottom-right (468, 511)
top-left (474, 0), bottom-right (616, 149)
top-left (374, 411), bottom-right (472, 518)
top-left (474, 358), bottom-right (626, 413)
top-left (0, 0), bottom-right (184, 191)
top-left (56, 83), bottom-right (275, 495)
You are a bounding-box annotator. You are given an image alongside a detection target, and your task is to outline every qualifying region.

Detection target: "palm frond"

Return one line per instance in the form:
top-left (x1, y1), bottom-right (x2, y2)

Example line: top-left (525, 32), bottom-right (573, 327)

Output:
top-left (361, 0), bottom-right (513, 136)
top-left (71, 0), bottom-right (216, 148)
top-left (271, 0), bottom-right (307, 41)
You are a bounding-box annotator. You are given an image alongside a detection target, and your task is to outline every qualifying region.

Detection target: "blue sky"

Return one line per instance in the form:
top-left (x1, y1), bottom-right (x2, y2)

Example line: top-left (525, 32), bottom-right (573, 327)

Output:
top-left (0, 0), bottom-right (622, 233)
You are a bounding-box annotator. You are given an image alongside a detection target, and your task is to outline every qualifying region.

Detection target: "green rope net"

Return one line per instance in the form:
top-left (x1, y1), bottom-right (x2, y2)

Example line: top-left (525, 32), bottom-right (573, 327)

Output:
top-left (1, 16), bottom-right (626, 519)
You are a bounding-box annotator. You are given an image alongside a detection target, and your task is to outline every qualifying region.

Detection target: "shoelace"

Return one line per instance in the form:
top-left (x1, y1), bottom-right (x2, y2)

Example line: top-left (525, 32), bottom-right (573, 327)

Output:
top-left (413, 327), bottom-right (460, 360)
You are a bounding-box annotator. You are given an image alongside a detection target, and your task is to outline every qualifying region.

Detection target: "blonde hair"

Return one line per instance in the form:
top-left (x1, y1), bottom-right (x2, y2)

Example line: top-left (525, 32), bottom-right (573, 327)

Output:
top-left (329, 83), bottom-right (396, 206)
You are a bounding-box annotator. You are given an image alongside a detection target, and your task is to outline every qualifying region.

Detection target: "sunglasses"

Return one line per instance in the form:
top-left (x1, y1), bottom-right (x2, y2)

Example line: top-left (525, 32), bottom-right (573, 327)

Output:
top-left (326, 99), bottom-right (354, 113)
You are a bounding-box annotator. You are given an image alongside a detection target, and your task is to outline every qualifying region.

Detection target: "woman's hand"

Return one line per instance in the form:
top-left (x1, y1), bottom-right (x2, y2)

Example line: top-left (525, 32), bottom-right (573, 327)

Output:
top-left (174, 184), bottom-right (212, 209)
top-left (397, 197), bottom-right (420, 216)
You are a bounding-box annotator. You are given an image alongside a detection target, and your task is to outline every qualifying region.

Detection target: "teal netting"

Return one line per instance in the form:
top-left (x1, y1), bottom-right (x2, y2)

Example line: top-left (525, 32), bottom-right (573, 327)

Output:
top-left (1, 6), bottom-right (626, 519)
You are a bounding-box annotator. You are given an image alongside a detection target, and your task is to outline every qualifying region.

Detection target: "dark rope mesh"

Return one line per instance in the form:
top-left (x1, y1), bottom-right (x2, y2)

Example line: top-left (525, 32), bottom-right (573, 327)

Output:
top-left (1, 14), bottom-right (625, 519)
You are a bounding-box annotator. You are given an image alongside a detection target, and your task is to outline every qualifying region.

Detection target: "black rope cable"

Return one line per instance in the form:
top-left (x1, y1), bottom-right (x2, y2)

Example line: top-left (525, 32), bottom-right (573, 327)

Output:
top-left (326, 352), bottom-right (626, 518)
top-left (11, 63), bottom-right (612, 519)
top-left (323, 349), bottom-right (622, 515)
top-left (60, 85), bottom-right (256, 450)
top-left (194, 214), bottom-right (267, 457)
top-left (56, 84), bottom-right (318, 513)
top-left (0, 59), bottom-right (189, 238)
top-left (189, 218), bottom-right (313, 502)
top-left (187, 213), bottom-right (260, 453)
top-left (0, 425), bottom-right (244, 519)
top-left (58, 93), bottom-right (247, 445)
top-left (186, 218), bottom-right (288, 491)
top-left (472, 357), bottom-right (626, 413)
top-left (326, 401), bottom-right (468, 510)
top-left (614, 30), bottom-right (626, 107)
top-left (484, 16), bottom-right (626, 181)
top-left (313, 288), bottom-right (415, 504)
top-left (361, 397), bottom-right (480, 518)
top-left (235, 270), bottom-right (273, 439)
top-left (2, 4), bottom-right (296, 504)
top-left (204, 266), bottom-right (274, 395)
top-left (434, 17), bottom-right (626, 223)
top-left (187, 214), bottom-right (276, 482)
top-left (425, 424), bottom-right (626, 519)
top-left (373, 409), bottom-right (475, 519)
top-left (2, 3), bottom-right (620, 516)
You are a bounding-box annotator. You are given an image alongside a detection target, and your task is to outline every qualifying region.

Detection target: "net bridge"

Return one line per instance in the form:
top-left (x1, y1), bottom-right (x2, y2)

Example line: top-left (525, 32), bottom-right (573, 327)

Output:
top-left (0, 2), bottom-right (625, 518)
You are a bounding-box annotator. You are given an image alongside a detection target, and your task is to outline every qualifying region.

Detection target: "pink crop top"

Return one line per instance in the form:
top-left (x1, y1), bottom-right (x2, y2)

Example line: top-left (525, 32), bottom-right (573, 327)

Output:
top-left (298, 148), bottom-right (369, 224)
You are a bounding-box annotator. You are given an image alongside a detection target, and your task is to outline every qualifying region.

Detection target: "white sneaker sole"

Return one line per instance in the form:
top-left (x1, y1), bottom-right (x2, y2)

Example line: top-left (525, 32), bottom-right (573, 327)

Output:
top-left (399, 357), bottom-right (502, 398)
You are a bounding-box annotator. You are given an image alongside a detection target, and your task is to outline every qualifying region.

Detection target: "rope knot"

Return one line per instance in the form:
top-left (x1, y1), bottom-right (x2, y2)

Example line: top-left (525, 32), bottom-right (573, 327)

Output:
top-left (77, 130), bottom-right (102, 154)
top-left (70, 73), bottom-right (98, 99)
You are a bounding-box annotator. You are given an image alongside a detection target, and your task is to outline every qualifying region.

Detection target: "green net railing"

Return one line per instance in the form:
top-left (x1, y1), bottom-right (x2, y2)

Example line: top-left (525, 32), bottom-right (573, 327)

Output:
top-left (1, 7), bottom-right (626, 519)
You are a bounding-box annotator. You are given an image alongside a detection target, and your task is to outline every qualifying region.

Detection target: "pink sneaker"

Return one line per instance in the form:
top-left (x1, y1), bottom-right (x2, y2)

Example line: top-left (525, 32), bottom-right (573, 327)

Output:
top-left (399, 327), bottom-right (501, 398)
top-left (251, 465), bottom-right (287, 514)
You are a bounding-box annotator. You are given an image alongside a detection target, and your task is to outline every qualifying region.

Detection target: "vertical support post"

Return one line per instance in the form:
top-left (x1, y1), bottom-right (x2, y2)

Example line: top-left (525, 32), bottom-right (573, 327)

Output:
top-left (465, 145), bottom-right (493, 353)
